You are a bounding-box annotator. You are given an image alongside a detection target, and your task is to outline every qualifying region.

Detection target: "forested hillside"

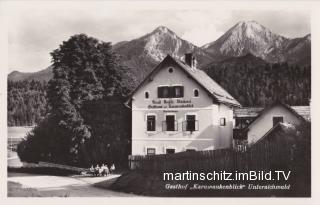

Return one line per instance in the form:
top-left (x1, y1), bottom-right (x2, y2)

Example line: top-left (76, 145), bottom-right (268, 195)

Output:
top-left (204, 56), bottom-right (311, 106)
top-left (8, 80), bottom-right (47, 126)
top-left (8, 57), bottom-right (311, 127)
top-left (8, 22), bottom-right (311, 126)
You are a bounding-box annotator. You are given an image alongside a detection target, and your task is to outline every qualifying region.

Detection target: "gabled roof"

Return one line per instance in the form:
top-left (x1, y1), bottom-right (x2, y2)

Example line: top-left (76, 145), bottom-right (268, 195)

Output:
top-left (291, 106), bottom-right (310, 121)
top-left (234, 107), bottom-right (263, 118)
top-left (254, 122), bottom-right (297, 145)
top-left (126, 54), bottom-right (241, 107)
top-left (235, 105), bottom-right (310, 121)
top-left (174, 58), bottom-right (241, 107)
top-left (245, 101), bottom-right (309, 130)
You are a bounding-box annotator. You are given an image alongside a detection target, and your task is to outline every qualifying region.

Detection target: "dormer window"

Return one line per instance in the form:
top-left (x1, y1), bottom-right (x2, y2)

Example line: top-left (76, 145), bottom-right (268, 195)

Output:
top-left (194, 89), bottom-right (199, 97)
top-left (145, 91), bottom-right (149, 99)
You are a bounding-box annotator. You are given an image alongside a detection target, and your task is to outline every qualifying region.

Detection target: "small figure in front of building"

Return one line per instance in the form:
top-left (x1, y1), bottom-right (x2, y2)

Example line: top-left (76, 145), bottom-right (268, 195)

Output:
top-left (89, 165), bottom-right (95, 176)
top-left (110, 163), bottom-right (115, 174)
top-left (95, 164), bottom-right (100, 176)
top-left (99, 164), bottom-right (105, 176)
top-left (100, 164), bottom-right (108, 176)
top-left (103, 164), bottom-right (110, 176)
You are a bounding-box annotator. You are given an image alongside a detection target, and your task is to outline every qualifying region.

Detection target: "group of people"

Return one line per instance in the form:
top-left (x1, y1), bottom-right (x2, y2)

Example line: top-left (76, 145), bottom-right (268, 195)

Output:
top-left (89, 163), bottom-right (115, 177)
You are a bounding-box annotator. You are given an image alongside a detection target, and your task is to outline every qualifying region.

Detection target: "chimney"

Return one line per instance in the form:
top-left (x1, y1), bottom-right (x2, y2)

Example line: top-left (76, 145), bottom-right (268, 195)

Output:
top-left (185, 53), bottom-right (197, 69)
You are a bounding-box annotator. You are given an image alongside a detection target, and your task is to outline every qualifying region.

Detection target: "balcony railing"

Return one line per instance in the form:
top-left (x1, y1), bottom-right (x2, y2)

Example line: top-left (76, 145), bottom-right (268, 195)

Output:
top-left (182, 120), bottom-right (199, 132)
top-left (162, 121), bottom-right (178, 131)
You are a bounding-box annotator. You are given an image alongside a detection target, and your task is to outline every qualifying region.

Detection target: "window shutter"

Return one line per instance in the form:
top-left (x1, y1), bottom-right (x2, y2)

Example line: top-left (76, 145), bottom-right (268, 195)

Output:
top-left (180, 86), bottom-right (184, 97)
top-left (169, 86), bottom-right (175, 98)
top-left (147, 115), bottom-right (156, 131)
top-left (158, 87), bottom-right (163, 98)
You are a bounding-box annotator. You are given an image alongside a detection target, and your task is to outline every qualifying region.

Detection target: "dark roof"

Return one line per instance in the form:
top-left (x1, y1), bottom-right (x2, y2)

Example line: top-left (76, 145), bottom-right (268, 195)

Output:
top-left (234, 105), bottom-right (310, 122)
top-left (174, 59), bottom-right (241, 107)
top-left (254, 122), bottom-right (297, 145)
top-left (234, 107), bottom-right (263, 118)
top-left (245, 102), bottom-right (309, 130)
top-left (127, 54), bottom-right (241, 107)
top-left (291, 106), bottom-right (310, 121)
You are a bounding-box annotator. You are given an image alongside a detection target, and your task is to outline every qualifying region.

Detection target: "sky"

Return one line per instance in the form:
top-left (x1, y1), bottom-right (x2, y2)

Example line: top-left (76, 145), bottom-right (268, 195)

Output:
top-left (6, 5), bottom-right (310, 73)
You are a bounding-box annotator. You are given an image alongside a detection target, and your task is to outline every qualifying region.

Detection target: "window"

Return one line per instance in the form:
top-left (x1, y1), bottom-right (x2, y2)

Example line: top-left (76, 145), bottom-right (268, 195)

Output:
top-left (158, 86), bottom-right (184, 98)
top-left (220, 118), bottom-right (226, 126)
top-left (166, 148), bottom-right (175, 154)
top-left (145, 91), bottom-right (149, 99)
top-left (163, 115), bottom-right (176, 131)
top-left (186, 115), bottom-right (196, 131)
top-left (168, 67), bottom-right (173, 73)
top-left (147, 115), bottom-right (156, 131)
top-left (158, 86), bottom-right (169, 98)
top-left (235, 118), bottom-right (251, 129)
top-left (194, 89), bottom-right (199, 97)
top-left (147, 148), bottom-right (156, 155)
top-left (173, 86), bottom-right (184, 98)
top-left (273, 116), bottom-right (283, 126)
top-left (185, 148), bottom-right (196, 152)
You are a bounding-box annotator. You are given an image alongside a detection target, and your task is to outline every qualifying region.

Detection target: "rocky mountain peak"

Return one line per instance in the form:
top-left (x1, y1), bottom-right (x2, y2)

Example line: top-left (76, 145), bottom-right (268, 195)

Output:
top-left (203, 20), bottom-right (290, 62)
top-left (234, 20), bottom-right (268, 37)
top-left (152, 25), bottom-right (171, 33)
top-left (10, 22), bottom-right (310, 83)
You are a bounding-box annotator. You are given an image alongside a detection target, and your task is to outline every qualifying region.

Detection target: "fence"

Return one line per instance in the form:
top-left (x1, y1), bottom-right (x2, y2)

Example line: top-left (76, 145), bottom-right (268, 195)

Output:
top-left (128, 140), bottom-right (293, 173)
top-left (233, 139), bottom-right (248, 152)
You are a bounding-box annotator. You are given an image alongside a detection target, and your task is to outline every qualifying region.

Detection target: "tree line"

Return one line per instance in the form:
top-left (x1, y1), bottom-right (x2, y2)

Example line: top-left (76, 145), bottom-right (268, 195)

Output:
top-left (204, 62), bottom-right (311, 106)
top-left (10, 34), bottom-right (311, 168)
top-left (8, 80), bottom-right (47, 126)
top-left (8, 62), bottom-right (311, 127)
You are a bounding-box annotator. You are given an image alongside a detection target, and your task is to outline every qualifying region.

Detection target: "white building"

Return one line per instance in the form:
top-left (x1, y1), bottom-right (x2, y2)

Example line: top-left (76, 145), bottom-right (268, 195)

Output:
top-left (244, 102), bottom-right (310, 145)
top-left (126, 53), bottom-right (241, 155)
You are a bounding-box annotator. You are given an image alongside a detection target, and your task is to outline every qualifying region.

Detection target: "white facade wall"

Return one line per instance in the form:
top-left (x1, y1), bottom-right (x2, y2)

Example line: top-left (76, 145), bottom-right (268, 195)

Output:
top-left (247, 105), bottom-right (303, 144)
top-left (131, 62), bottom-right (234, 155)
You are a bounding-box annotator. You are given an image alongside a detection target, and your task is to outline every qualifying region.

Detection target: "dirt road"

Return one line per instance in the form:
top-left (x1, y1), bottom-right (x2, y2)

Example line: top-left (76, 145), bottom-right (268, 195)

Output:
top-left (8, 172), bottom-right (136, 197)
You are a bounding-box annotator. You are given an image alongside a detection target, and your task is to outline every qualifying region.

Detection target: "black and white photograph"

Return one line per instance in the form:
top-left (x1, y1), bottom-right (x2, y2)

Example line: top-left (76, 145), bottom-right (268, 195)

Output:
top-left (1, 0), bottom-right (317, 200)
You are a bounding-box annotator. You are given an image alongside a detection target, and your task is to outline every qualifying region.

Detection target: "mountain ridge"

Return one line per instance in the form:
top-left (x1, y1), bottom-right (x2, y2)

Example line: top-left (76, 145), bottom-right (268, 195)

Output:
top-left (202, 21), bottom-right (310, 65)
top-left (8, 66), bottom-right (53, 82)
top-left (8, 21), bottom-right (311, 82)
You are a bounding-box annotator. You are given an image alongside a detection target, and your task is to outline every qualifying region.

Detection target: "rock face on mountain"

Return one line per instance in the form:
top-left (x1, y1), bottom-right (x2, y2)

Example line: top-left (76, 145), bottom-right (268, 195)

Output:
top-left (8, 22), bottom-right (311, 127)
top-left (202, 21), bottom-right (310, 66)
top-left (113, 26), bottom-right (214, 82)
top-left (8, 21), bottom-right (310, 82)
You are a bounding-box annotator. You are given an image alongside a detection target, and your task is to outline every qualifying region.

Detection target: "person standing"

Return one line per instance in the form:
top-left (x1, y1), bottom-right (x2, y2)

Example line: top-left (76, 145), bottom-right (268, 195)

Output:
top-left (110, 163), bottom-right (115, 174)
